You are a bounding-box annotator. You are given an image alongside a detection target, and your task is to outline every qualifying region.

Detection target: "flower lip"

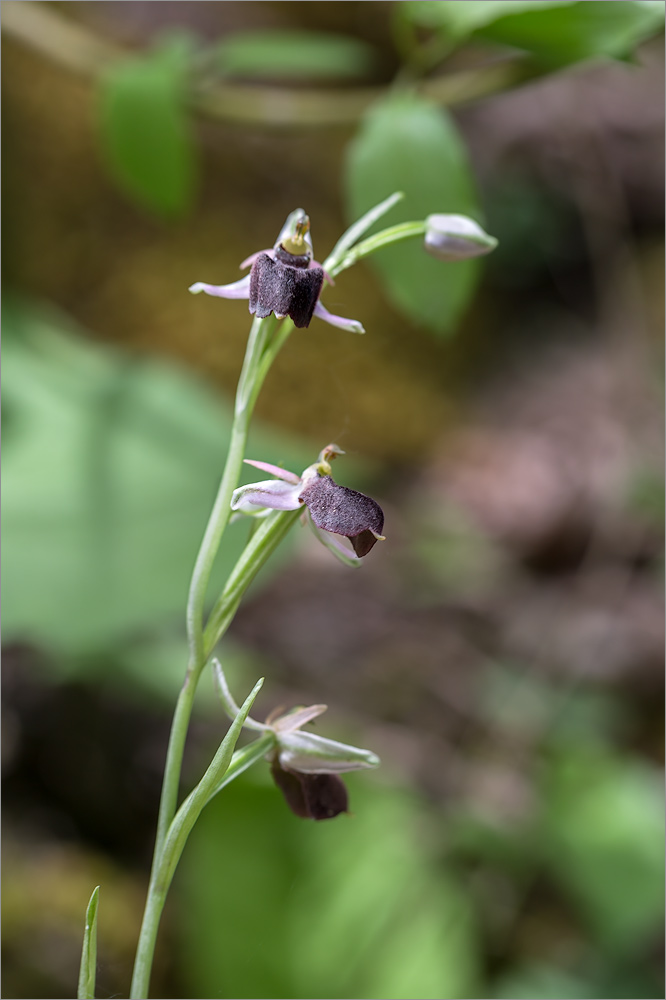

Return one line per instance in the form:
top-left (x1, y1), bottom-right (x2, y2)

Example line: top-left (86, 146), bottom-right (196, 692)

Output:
top-left (249, 253), bottom-right (324, 327)
top-left (270, 760), bottom-right (349, 820)
top-left (299, 474), bottom-right (385, 557)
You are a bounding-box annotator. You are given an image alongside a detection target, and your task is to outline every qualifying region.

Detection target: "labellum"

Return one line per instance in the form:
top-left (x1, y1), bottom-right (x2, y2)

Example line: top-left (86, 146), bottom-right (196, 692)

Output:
top-left (249, 249), bottom-right (324, 328)
top-left (271, 760), bottom-right (349, 820)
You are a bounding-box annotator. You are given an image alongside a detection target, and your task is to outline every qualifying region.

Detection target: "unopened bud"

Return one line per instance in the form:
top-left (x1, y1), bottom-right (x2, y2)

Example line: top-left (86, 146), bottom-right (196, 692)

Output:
top-left (424, 214), bottom-right (497, 261)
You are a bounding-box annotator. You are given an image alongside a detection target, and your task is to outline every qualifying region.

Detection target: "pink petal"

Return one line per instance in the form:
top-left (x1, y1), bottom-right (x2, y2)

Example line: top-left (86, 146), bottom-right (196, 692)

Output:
top-left (311, 259), bottom-right (334, 286)
top-left (189, 275), bottom-right (251, 299)
top-left (231, 479), bottom-right (303, 513)
top-left (273, 705), bottom-right (328, 734)
top-left (243, 459), bottom-right (301, 484)
top-left (313, 300), bottom-right (365, 334)
top-left (240, 248), bottom-right (275, 269)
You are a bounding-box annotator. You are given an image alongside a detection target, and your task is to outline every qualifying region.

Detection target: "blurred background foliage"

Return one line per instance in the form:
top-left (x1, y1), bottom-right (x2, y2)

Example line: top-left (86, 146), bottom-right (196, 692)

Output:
top-left (2, 2), bottom-right (664, 998)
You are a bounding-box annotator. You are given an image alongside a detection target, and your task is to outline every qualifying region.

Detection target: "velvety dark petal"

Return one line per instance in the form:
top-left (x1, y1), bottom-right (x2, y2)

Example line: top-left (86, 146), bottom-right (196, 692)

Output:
top-left (249, 255), bottom-right (324, 328)
top-left (271, 760), bottom-right (310, 818)
top-left (303, 772), bottom-right (349, 820)
top-left (350, 530), bottom-right (380, 558)
top-left (271, 761), bottom-right (349, 821)
top-left (299, 475), bottom-right (384, 554)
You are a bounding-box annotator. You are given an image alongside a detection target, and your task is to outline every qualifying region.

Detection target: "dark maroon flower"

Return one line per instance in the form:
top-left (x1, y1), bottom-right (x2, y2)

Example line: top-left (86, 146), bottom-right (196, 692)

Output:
top-left (190, 209), bottom-right (364, 333)
top-left (230, 445), bottom-right (385, 563)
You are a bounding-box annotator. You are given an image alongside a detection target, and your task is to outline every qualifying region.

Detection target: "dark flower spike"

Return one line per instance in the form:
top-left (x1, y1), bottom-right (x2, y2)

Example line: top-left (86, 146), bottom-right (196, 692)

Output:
top-left (231, 444), bottom-right (385, 564)
top-left (190, 209), bottom-right (365, 333)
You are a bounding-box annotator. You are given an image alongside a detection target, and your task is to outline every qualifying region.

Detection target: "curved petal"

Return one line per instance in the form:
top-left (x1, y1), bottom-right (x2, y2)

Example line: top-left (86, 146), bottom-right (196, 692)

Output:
top-left (243, 459), bottom-right (301, 484)
top-left (272, 704), bottom-right (328, 734)
top-left (240, 248), bottom-right (274, 269)
top-left (313, 300), bottom-right (365, 334)
top-left (277, 730), bottom-right (380, 774)
top-left (189, 275), bottom-right (252, 299)
top-left (231, 479), bottom-right (303, 513)
top-left (308, 519), bottom-right (360, 568)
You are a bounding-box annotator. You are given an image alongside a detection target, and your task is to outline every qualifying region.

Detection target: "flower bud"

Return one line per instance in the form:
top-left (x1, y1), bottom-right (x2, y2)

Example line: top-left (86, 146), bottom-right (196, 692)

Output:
top-left (424, 214), bottom-right (498, 261)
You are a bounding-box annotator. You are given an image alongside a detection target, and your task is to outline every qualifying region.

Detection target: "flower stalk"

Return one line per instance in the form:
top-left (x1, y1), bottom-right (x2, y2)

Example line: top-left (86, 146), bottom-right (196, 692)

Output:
top-left (120, 198), bottom-right (497, 999)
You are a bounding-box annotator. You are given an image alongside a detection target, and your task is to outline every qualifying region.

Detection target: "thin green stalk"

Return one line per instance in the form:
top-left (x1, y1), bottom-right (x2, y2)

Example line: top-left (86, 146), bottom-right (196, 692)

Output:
top-left (152, 668), bottom-right (199, 861)
top-left (186, 314), bottom-right (274, 666)
top-left (157, 314), bottom-right (283, 860)
top-left (131, 313), bottom-right (294, 999)
top-left (203, 507), bottom-right (303, 658)
top-left (130, 685), bottom-right (267, 999)
top-left (331, 221), bottom-right (427, 278)
top-left (250, 318), bottom-right (295, 410)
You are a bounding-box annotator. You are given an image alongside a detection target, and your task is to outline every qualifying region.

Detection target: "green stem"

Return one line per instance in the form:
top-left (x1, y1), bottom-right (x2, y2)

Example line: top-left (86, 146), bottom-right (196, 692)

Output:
top-left (249, 319), bottom-right (295, 411)
top-left (203, 507), bottom-right (303, 659)
top-left (131, 313), bottom-right (293, 999)
top-left (186, 314), bottom-right (274, 666)
top-left (130, 697), bottom-right (272, 1000)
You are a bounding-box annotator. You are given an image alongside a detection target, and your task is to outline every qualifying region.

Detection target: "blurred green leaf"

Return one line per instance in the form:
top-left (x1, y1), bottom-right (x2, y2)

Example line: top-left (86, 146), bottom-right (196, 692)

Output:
top-left (475, 1), bottom-right (665, 68)
top-left (216, 29), bottom-right (379, 80)
top-left (2, 298), bottom-right (310, 658)
top-left (494, 961), bottom-right (596, 1000)
top-left (400, 1), bottom-right (664, 66)
top-left (345, 91), bottom-right (481, 335)
top-left (77, 885), bottom-right (99, 1000)
top-left (401, 1), bottom-right (574, 37)
top-left (97, 37), bottom-right (196, 218)
top-left (542, 751), bottom-right (665, 953)
top-left (179, 778), bottom-right (479, 999)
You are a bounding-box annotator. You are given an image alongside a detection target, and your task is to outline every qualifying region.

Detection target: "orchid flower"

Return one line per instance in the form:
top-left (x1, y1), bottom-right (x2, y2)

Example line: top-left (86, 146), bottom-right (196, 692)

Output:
top-left (214, 662), bottom-right (380, 820)
top-left (189, 209), bottom-right (365, 334)
top-left (231, 444), bottom-right (385, 565)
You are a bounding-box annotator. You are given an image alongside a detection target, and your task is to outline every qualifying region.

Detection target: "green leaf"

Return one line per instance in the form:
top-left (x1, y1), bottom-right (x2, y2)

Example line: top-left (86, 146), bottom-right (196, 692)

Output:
top-left (400, 1), bottom-right (664, 65)
top-left (401, 1), bottom-right (575, 37)
top-left (216, 29), bottom-right (379, 80)
top-left (345, 91), bottom-right (481, 335)
top-left (543, 751), bottom-right (665, 952)
top-left (2, 298), bottom-right (311, 658)
top-left (494, 962), bottom-right (596, 1000)
top-left (179, 779), bottom-right (479, 999)
top-left (476, 0), bottom-right (665, 68)
top-left (97, 37), bottom-right (196, 218)
top-left (77, 885), bottom-right (100, 1000)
